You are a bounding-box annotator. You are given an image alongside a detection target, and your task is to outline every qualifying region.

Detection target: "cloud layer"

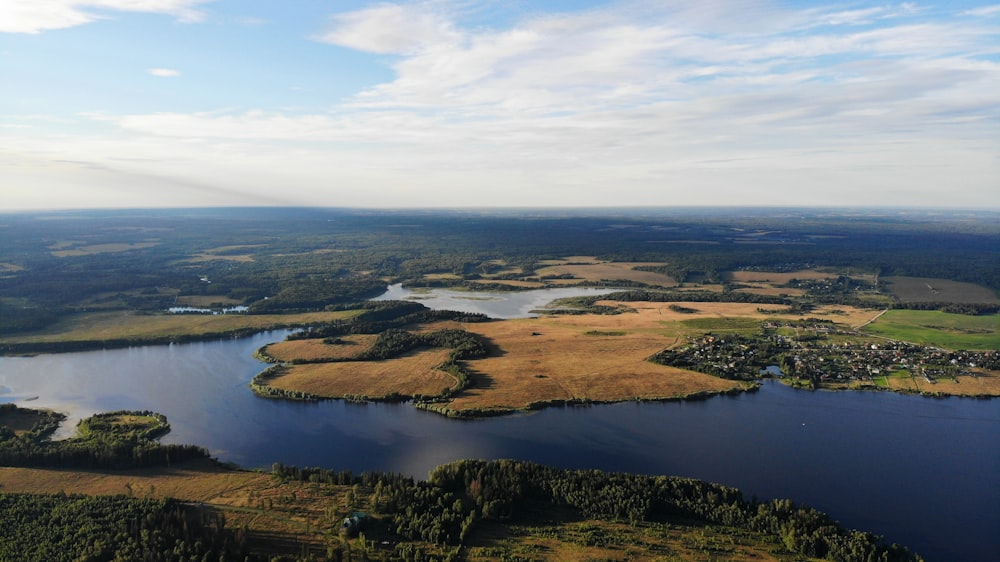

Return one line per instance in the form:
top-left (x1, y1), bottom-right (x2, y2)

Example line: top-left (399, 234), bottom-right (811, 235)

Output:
top-left (2, 1), bottom-right (998, 209)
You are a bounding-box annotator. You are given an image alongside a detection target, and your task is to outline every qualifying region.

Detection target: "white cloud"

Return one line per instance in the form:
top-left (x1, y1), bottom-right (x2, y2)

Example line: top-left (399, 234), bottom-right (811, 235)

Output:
top-left (148, 68), bottom-right (181, 77)
top-left (960, 4), bottom-right (1000, 17)
top-left (0, 0), bottom-right (211, 34)
top-left (317, 3), bottom-right (459, 54)
top-left (3, 0), bottom-right (999, 209)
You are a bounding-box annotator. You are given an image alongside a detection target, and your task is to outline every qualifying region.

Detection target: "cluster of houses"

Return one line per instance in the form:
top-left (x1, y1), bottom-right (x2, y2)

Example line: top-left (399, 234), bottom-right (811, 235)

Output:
top-left (660, 322), bottom-right (996, 386)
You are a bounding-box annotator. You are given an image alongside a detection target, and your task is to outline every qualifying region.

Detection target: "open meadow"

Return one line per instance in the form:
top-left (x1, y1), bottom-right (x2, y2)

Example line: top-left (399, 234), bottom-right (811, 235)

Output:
top-left (862, 309), bottom-right (1000, 350)
top-left (268, 348), bottom-right (457, 399)
top-left (0, 310), bottom-right (360, 347)
top-left (882, 276), bottom-right (1000, 304)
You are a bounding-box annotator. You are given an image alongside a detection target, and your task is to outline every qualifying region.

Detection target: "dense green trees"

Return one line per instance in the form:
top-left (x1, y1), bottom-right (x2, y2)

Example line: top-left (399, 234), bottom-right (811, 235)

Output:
top-left (271, 459), bottom-right (921, 561)
top-left (0, 493), bottom-right (253, 562)
top-left (0, 405), bottom-right (208, 470)
top-left (2, 208), bottom-right (996, 338)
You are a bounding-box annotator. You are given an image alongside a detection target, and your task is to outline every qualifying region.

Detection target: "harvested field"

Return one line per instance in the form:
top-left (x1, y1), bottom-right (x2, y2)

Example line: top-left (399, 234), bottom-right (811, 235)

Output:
top-left (724, 269), bottom-right (835, 283)
top-left (882, 276), bottom-right (999, 304)
top-left (174, 294), bottom-right (245, 307)
top-left (261, 335), bottom-right (376, 362)
top-left (534, 260), bottom-right (676, 286)
top-left (882, 370), bottom-right (1000, 396)
top-left (50, 242), bottom-right (160, 257)
top-left (0, 309), bottom-right (359, 346)
top-left (470, 279), bottom-right (546, 288)
top-left (0, 460), bottom-right (344, 555)
top-left (268, 348), bottom-right (456, 399)
top-left (735, 285), bottom-right (807, 297)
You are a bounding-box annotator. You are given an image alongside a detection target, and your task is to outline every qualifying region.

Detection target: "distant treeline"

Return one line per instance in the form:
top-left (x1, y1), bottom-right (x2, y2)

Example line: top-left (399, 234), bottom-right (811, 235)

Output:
top-left (1, 208), bottom-right (995, 336)
top-left (273, 458), bottom-right (922, 561)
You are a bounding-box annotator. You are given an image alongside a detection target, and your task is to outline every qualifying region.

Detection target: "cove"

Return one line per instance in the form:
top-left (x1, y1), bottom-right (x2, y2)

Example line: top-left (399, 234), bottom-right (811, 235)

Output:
top-left (0, 332), bottom-right (997, 561)
top-left (372, 283), bottom-right (620, 318)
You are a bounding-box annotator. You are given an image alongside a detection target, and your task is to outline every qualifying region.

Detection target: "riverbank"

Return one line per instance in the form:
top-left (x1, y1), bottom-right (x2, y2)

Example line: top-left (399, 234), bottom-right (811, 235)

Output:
top-left (0, 309), bottom-right (359, 355)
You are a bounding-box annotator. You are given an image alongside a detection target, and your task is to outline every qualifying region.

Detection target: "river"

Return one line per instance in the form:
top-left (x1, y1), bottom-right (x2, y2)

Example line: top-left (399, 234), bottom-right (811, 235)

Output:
top-left (1, 286), bottom-right (998, 561)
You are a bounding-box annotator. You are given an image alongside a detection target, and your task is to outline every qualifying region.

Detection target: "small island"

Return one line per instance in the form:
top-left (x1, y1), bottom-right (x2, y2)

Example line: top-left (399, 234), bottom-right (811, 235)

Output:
top-left (1, 404), bottom-right (923, 561)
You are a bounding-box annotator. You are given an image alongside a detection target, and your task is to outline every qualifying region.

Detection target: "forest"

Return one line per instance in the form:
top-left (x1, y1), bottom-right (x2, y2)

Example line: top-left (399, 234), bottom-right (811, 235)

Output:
top-left (1, 208), bottom-right (997, 339)
top-left (1, 402), bottom-right (924, 561)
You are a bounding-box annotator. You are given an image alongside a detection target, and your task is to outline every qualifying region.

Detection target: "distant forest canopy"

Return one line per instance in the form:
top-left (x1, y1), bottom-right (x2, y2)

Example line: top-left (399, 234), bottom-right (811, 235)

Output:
top-left (1, 207), bottom-right (997, 334)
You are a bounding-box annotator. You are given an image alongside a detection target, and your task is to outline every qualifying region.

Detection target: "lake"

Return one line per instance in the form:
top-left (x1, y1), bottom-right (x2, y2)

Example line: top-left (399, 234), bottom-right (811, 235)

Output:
top-left (1, 286), bottom-right (997, 561)
top-left (372, 283), bottom-right (620, 318)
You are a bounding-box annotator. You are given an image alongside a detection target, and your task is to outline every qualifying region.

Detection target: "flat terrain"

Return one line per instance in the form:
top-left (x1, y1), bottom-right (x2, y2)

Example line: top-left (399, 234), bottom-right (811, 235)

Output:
top-left (881, 369), bottom-right (1000, 396)
top-left (261, 334), bottom-right (377, 362)
top-left (0, 310), bottom-right (359, 345)
top-left (262, 301), bottom-right (889, 415)
top-left (863, 310), bottom-right (1000, 350)
top-left (533, 258), bottom-right (677, 286)
top-left (882, 276), bottom-right (1000, 304)
top-left (269, 348), bottom-right (457, 399)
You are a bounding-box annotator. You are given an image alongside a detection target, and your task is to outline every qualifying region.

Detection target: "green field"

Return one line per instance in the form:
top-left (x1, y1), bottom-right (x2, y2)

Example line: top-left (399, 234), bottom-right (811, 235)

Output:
top-left (862, 310), bottom-right (1000, 350)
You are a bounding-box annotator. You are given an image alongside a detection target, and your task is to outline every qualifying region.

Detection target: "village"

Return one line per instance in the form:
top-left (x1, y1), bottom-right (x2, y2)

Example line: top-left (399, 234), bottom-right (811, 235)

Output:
top-left (654, 319), bottom-right (998, 388)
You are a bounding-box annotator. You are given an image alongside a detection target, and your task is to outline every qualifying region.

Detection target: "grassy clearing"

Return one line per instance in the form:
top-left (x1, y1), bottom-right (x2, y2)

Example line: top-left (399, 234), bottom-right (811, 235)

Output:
top-left (862, 310), bottom-right (1000, 350)
top-left (173, 294), bottom-right (245, 307)
top-left (50, 242), bottom-right (160, 257)
top-left (886, 370), bottom-right (1000, 396)
top-left (724, 270), bottom-right (836, 283)
top-left (466, 508), bottom-right (812, 562)
top-left (0, 309), bottom-right (360, 345)
top-left (0, 461), bottom-right (344, 554)
top-left (680, 317), bottom-right (762, 333)
top-left (882, 276), bottom-right (999, 304)
top-left (262, 335), bottom-right (377, 362)
top-left (269, 348), bottom-right (456, 399)
top-left (533, 258), bottom-right (677, 286)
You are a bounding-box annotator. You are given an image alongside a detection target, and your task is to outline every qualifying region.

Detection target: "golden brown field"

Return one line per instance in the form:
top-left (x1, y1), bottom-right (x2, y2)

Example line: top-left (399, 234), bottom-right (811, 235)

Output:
top-left (269, 348), bottom-right (456, 399)
top-left (533, 258), bottom-right (676, 286)
top-left (262, 301), bottom-right (888, 414)
top-left (262, 335), bottom-right (377, 362)
top-left (50, 242), bottom-right (160, 257)
top-left (174, 294), bottom-right (245, 307)
top-left (883, 370), bottom-right (1000, 396)
top-left (469, 279), bottom-right (546, 288)
top-left (724, 270), bottom-right (835, 283)
top-left (0, 310), bottom-right (359, 345)
top-left (0, 461), bottom-right (342, 554)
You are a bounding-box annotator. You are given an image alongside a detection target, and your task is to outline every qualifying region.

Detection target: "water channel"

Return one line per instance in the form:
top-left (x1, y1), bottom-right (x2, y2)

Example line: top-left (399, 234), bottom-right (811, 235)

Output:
top-left (1, 286), bottom-right (997, 561)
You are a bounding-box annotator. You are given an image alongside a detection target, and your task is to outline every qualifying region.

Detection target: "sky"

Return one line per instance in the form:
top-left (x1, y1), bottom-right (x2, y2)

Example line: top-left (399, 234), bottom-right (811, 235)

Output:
top-left (1, 0), bottom-right (998, 210)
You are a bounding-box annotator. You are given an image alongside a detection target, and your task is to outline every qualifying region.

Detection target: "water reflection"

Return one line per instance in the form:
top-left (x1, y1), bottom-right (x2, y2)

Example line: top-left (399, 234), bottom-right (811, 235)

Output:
top-left (1, 333), bottom-right (998, 560)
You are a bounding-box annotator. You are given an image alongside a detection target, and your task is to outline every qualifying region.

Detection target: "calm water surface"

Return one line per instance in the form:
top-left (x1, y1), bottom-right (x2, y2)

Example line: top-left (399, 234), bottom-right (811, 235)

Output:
top-left (1, 289), bottom-right (998, 561)
top-left (372, 283), bottom-right (620, 318)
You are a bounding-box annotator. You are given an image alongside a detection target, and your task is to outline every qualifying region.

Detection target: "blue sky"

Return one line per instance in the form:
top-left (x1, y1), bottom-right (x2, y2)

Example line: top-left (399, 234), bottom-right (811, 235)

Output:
top-left (2, 1), bottom-right (998, 209)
